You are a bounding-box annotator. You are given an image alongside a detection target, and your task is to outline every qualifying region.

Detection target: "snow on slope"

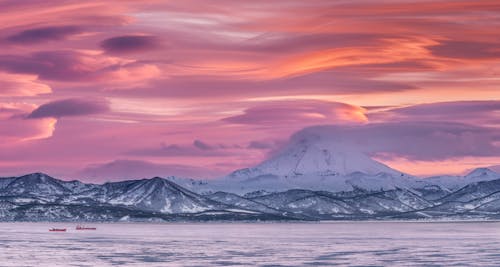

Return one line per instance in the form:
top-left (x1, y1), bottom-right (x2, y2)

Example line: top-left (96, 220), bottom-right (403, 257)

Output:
top-left (79, 177), bottom-right (220, 214)
top-left (425, 168), bottom-right (500, 191)
top-left (230, 127), bottom-right (400, 179)
top-left (0, 177), bottom-right (15, 190)
top-left (1, 170), bottom-right (500, 221)
top-left (0, 173), bottom-right (71, 198)
top-left (187, 127), bottom-right (423, 194)
top-left (106, 177), bottom-right (219, 213)
top-left (192, 128), bottom-right (499, 195)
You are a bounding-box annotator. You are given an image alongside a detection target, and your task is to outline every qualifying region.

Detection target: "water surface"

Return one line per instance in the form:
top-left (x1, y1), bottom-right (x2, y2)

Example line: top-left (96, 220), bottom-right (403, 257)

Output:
top-left (1, 221), bottom-right (499, 266)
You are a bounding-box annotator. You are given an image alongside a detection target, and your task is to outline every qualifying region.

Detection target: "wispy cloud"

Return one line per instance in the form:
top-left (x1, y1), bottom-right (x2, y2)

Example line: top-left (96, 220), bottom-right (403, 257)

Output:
top-left (1, 0), bottom-right (499, 179)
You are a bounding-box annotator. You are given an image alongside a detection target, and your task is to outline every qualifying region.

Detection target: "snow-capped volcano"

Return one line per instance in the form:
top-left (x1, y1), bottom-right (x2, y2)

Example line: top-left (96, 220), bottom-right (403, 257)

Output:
top-left (230, 127), bottom-right (400, 179)
top-left (185, 127), bottom-right (421, 195)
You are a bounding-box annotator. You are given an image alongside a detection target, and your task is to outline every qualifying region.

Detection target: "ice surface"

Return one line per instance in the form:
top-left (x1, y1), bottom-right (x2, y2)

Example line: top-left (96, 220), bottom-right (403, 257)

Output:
top-left (1, 222), bottom-right (500, 266)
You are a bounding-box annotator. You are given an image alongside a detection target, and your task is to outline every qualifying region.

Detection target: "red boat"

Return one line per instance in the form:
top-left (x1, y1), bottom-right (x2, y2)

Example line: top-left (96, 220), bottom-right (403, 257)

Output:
top-left (76, 225), bottom-right (97, 230)
top-left (49, 228), bottom-right (66, 232)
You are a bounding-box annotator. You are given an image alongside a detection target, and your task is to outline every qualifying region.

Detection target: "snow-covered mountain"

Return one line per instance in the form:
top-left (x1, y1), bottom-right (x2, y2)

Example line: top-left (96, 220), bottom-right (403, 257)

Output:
top-left (0, 173), bottom-right (72, 202)
top-left (0, 173), bottom-right (292, 222)
top-left (231, 128), bottom-right (400, 178)
top-left (0, 169), bottom-right (500, 221)
top-left (426, 168), bottom-right (500, 191)
top-left (102, 177), bottom-right (221, 213)
top-left (187, 128), bottom-right (500, 196)
top-left (185, 128), bottom-right (430, 195)
top-left (0, 128), bottom-right (499, 221)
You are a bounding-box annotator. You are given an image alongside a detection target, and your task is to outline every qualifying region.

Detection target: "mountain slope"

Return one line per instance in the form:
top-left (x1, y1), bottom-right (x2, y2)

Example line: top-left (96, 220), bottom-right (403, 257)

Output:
top-left (0, 173), bottom-right (72, 202)
top-left (103, 177), bottom-right (222, 213)
top-left (426, 168), bottom-right (500, 191)
top-left (192, 127), bottom-right (436, 195)
top-left (230, 128), bottom-right (400, 179)
top-left (1, 173), bottom-right (500, 221)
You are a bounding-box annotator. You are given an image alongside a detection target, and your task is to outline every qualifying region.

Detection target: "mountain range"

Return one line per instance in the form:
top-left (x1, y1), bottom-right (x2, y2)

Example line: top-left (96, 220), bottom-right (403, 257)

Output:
top-left (1, 129), bottom-right (499, 222)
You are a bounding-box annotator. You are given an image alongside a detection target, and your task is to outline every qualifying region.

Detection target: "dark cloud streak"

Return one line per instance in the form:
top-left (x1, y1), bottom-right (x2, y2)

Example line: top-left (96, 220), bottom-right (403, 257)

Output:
top-left (100, 35), bottom-right (160, 53)
top-left (7, 26), bottom-right (83, 44)
top-left (27, 98), bottom-right (110, 119)
top-left (429, 41), bottom-right (500, 59)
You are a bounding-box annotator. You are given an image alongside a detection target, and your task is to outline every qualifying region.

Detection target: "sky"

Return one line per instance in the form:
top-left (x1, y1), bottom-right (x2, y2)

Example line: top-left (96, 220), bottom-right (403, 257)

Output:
top-left (0, 0), bottom-right (499, 181)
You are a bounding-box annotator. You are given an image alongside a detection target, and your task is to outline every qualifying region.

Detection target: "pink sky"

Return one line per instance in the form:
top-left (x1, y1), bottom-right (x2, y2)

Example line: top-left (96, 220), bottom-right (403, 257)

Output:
top-left (0, 0), bottom-right (499, 181)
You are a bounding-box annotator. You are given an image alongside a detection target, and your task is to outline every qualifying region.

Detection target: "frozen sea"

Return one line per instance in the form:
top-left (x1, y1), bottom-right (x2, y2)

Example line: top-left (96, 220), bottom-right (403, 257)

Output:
top-left (1, 221), bottom-right (500, 266)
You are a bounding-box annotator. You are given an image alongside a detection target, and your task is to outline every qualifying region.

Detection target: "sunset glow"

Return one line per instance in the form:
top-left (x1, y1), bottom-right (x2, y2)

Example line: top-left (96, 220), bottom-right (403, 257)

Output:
top-left (0, 0), bottom-right (498, 180)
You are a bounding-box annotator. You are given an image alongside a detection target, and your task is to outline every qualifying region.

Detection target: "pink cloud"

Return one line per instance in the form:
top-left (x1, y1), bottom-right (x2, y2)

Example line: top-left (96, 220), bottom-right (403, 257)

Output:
top-left (369, 100), bottom-right (500, 126)
top-left (294, 122), bottom-right (500, 161)
top-left (128, 140), bottom-right (234, 158)
top-left (222, 100), bottom-right (367, 126)
top-left (0, 0), bottom-right (499, 179)
top-left (0, 50), bottom-right (160, 88)
top-left (0, 72), bottom-right (51, 96)
top-left (0, 103), bottom-right (56, 144)
top-left (78, 159), bottom-right (223, 182)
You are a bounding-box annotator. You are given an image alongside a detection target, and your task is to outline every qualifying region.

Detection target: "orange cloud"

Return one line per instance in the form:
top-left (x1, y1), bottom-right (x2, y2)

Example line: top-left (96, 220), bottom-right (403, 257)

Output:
top-left (268, 37), bottom-right (438, 79)
top-left (222, 100), bottom-right (367, 127)
top-left (0, 0), bottom-right (499, 179)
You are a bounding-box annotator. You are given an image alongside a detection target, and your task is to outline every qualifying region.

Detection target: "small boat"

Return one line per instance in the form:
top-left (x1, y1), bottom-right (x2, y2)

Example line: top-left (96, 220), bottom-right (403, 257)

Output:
top-left (76, 225), bottom-right (97, 230)
top-left (49, 228), bottom-right (66, 232)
